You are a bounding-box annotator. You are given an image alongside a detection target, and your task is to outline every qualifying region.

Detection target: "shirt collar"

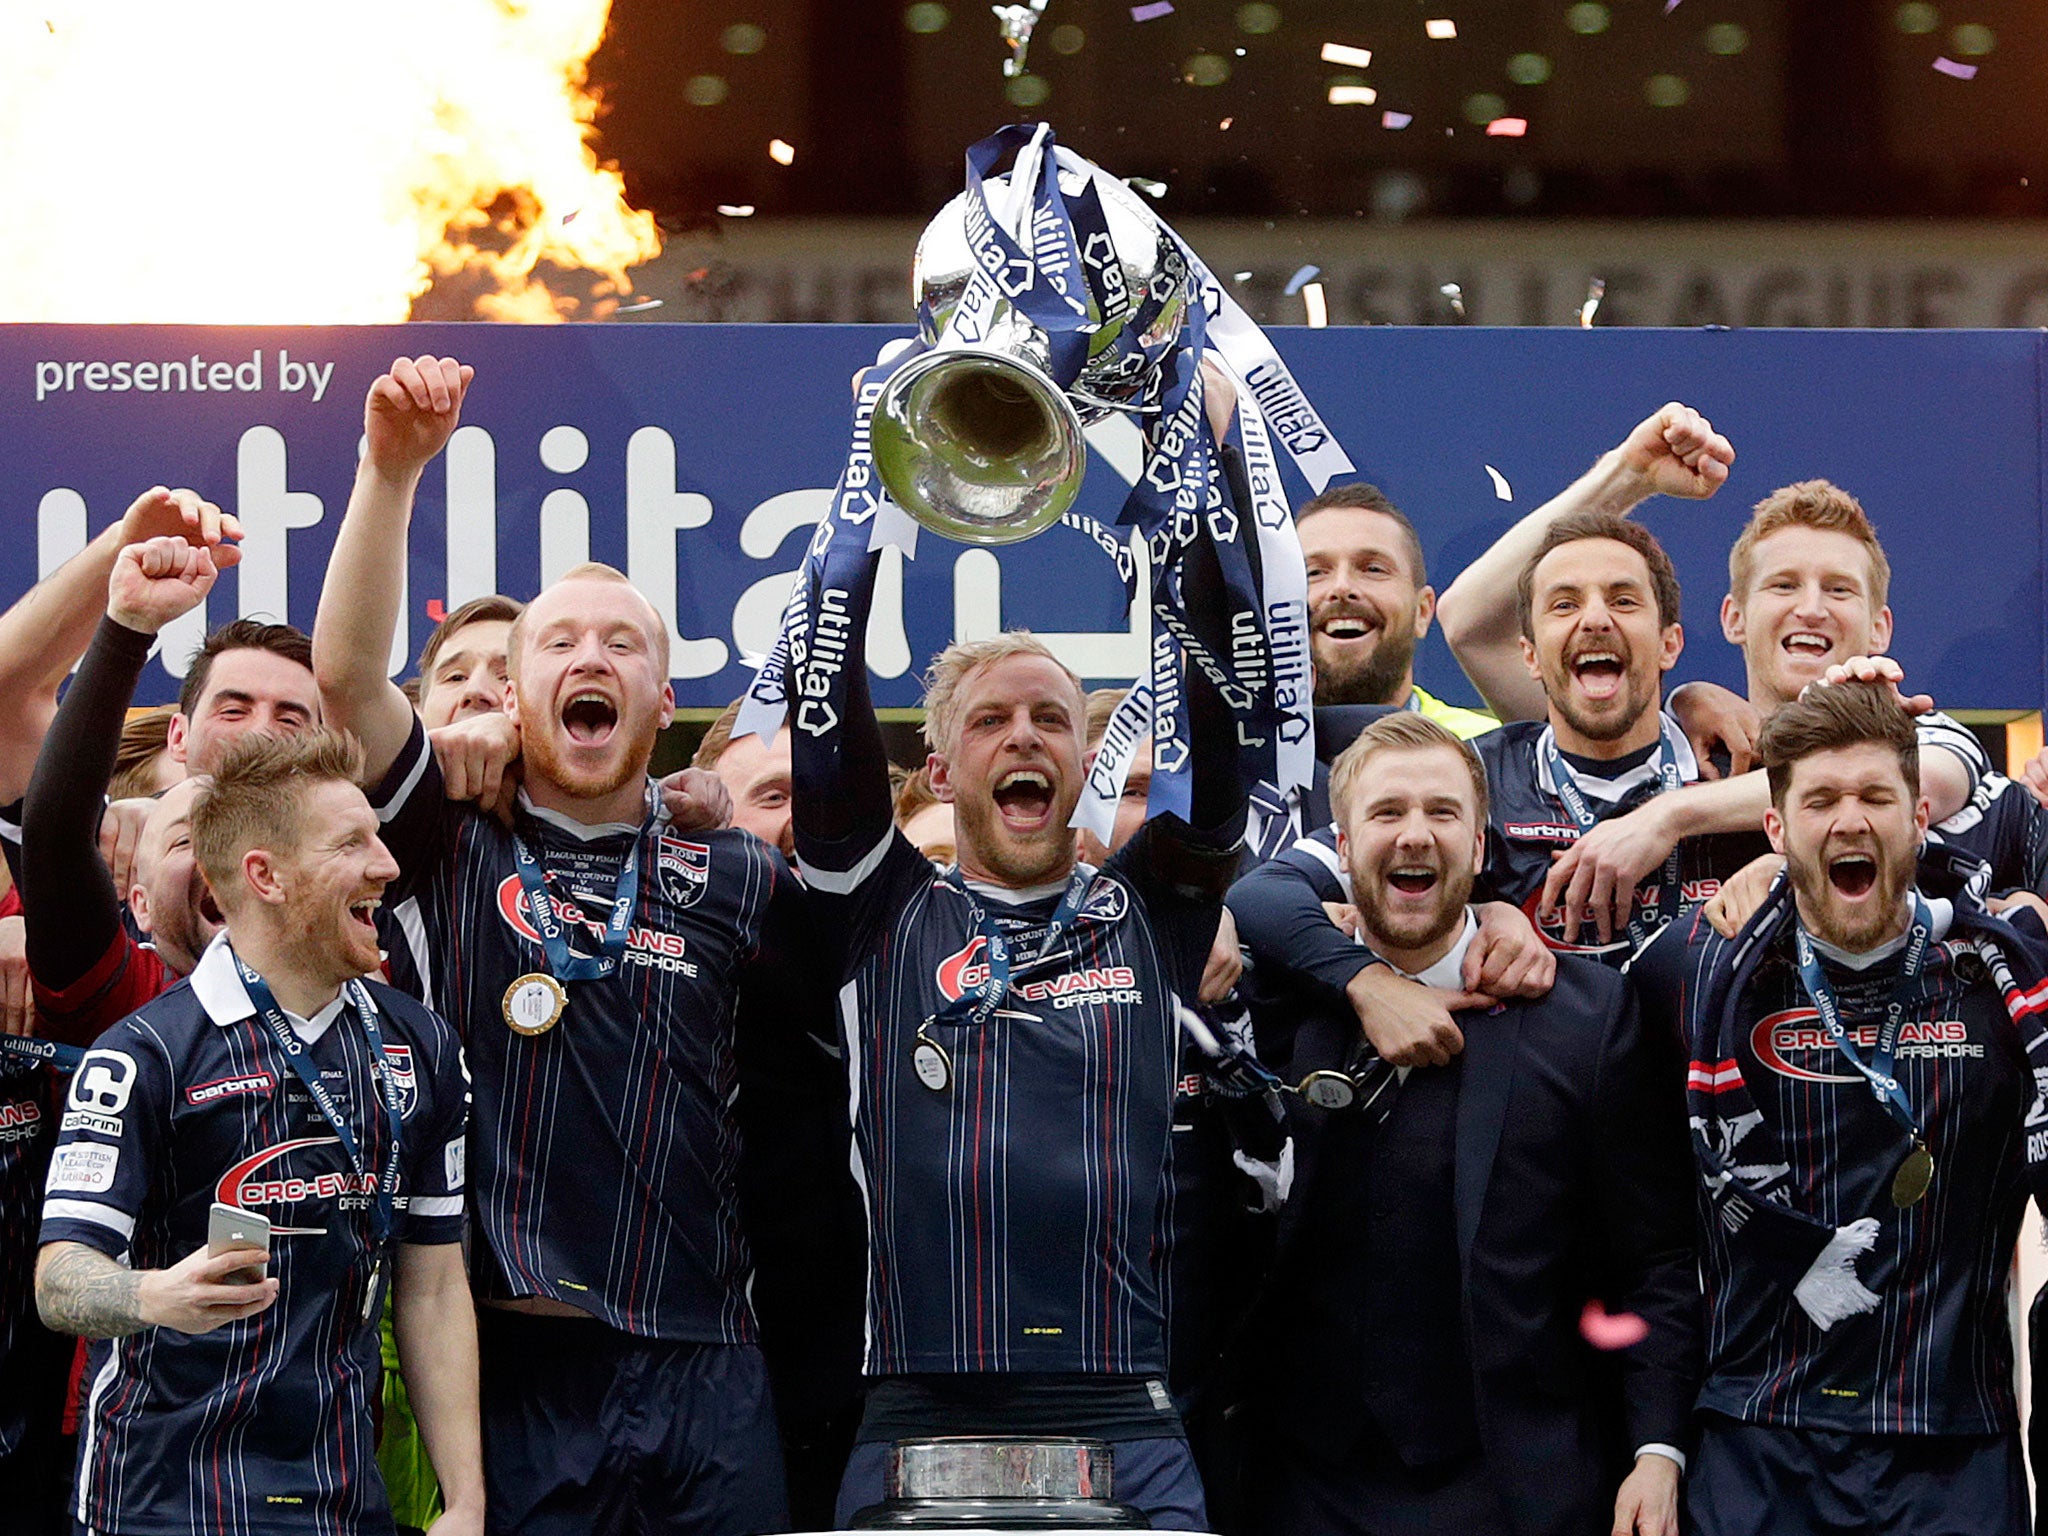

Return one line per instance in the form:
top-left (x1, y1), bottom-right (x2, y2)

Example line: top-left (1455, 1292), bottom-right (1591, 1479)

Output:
top-left (1358, 908), bottom-right (1479, 989)
top-left (1534, 713), bottom-right (1700, 804)
top-left (962, 863), bottom-right (1096, 908)
top-left (516, 783), bottom-right (653, 842)
top-left (1805, 896), bottom-right (1954, 971)
top-left (190, 932), bottom-right (350, 1044)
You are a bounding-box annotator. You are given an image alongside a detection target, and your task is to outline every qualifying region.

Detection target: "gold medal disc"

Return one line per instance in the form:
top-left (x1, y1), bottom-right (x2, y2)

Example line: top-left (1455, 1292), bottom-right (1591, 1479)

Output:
top-left (1296, 1070), bottom-right (1359, 1112)
top-left (1891, 1142), bottom-right (1935, 1208)
top-left (503, 974), bottom-right (568, 1036)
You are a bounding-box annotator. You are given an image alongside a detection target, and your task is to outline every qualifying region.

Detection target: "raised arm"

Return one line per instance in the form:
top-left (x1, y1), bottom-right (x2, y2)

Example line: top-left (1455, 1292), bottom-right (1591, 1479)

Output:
top-left (0, 486), bottom-right (237, 803)
top-left (1436, 404), bottom-right (1733, 720)
top-left (22, 539), bottom-right (217, 1028)
top-left (312, 355), bottom-right (472, 785)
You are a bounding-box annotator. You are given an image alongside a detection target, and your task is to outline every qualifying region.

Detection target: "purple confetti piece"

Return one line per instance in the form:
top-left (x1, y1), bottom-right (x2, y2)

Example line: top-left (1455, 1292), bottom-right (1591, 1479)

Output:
top-left (1284, 264), bottom-right (1321, 296)
top-left (1130, 0), bottom-right (1173, 19)
top-left (1933, 56), bottom-right (1978, 79)
top-left (1381, 110), bottom-right (1413, 129)
top-left (1663, 0), bottom-right (1680, 12)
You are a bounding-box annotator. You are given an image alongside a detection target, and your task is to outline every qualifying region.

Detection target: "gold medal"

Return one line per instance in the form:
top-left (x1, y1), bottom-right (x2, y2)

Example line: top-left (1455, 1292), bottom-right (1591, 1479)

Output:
top-left (1891, 1142), bottom-right (1935, 1208)
top-left (503, 973), bottom-right (568, 1036)
top-left (911, 1023), bottom-right (952, 1093)
top-left (1296, 1070), bottom-right (1358, 1112)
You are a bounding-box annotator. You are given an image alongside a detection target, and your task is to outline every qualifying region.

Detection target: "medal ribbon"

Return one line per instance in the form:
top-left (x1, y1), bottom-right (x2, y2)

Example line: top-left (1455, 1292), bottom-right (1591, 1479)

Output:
top-left (0, 1036), bottom-right (83, 1071)
top-left (234, 956), bottom-right (402, 1254)
top-left (509, 822), bottom-right (643, 984)
top-left (1538, 717), bottom-right (1689, 949)
top-left (1793, 892), bottom-right (1935, 1144)
top-left (933, 865), bottom-right (1095, 1028)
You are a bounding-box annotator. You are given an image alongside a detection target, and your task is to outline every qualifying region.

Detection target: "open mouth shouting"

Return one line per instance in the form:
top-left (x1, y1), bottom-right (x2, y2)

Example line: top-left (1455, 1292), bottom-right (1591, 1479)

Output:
top-left (347, 895), bottom-right (382, 935)
top-left (1568, 645), bottom-right (1628, 703)
top-left (561, 690), bottom-right (619, 747)
top-left (197, 888), bottom-right (224, 928)
top-left (1385, 863), bottom-right (1441, 898)
top-left (1826, 852), bottom-right (1879, 899)
top-left (992, 768), bottom-right (1057, 835)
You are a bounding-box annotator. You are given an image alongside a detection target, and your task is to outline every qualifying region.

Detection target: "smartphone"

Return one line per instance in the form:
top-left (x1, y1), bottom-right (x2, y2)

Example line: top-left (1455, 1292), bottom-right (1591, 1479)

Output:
top-left (207, 1202), bottom-right (271, 1285)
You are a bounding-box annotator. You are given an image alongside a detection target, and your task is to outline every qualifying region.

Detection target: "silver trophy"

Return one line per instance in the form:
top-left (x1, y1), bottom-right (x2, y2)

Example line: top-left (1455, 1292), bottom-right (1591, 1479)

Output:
top-left (870, 157), bottom-right (1191, 546)
top-left (849, 1436), bottom-right (1149, 1528)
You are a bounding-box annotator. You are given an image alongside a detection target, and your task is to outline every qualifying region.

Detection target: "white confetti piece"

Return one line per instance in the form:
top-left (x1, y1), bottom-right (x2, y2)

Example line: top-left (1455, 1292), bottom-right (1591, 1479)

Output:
top-left (1320, 41), bottom-right (1373, 67)
top-left (1484, 464), bottom-right (1512, 500)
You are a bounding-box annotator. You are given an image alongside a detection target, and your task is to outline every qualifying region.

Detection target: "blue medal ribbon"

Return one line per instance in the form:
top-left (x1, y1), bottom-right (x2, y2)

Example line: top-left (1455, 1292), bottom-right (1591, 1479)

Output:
top-left (234, 955), bottom-right (403, 1273)
top-left (933, 865), bottom-right (1095, 1028)
top-left (509, 820), bottom-right (642, 984)
top-left (1793, 893), bottom-right (1935, 1144)
top-left (0, 1035), bottom-right (84, 1071)
top-left (1538, 718), bottom-right (1689, 949)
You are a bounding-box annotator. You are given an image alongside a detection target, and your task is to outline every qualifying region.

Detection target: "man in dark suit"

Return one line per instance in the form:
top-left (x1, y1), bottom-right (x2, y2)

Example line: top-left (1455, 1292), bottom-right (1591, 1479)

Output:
top-left (1227, 711), bottom-right (1701, 1536)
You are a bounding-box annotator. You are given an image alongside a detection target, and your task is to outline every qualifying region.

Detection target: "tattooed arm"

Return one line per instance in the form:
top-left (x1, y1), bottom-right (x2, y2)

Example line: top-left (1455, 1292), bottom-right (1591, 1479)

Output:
top-left (37, 1240), bottom-right (278, 1339)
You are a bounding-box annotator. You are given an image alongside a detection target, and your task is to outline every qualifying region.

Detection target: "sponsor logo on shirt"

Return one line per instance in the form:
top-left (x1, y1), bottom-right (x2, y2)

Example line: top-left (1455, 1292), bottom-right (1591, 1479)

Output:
top-left (1504, 821), bottom-right (1580, 843)
top-left (494, 875), bottom-right (699, 978)
top-left (215, 1135), bottom-right (381, 1236)
top-left (933, 936), bottom-right (1142, 1011)
top-left (1750, 1007), bottom-right (1984, 1084)
top-left (0, 1096), bottom-right (41, 1143)
top-left (186, 1071), bottom-right (277, 1107)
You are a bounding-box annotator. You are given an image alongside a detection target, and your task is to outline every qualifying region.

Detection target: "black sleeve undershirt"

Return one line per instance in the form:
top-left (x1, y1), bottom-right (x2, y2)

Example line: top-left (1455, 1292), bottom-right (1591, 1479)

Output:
top-left (22, 615), bottom-right (149, 992)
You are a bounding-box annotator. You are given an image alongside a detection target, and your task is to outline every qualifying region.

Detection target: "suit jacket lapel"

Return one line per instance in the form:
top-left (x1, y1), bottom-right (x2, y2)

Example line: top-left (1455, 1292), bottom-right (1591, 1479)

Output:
top-left (1455, 999), bottom-right (1523, 1262)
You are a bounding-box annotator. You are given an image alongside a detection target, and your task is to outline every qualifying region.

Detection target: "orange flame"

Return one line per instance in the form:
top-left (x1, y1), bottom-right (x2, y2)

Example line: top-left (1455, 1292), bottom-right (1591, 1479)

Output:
top-left (1, 1), bottom-right (660, 322)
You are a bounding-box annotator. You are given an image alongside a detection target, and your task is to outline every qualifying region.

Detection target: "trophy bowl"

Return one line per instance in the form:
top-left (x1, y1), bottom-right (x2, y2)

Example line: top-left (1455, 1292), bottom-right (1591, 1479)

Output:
top-left (869, 152), bottom-right (1192, 546)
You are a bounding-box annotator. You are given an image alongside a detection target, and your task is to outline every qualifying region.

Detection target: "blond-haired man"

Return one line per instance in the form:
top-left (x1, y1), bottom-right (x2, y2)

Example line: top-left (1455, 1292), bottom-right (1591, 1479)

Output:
top-left (792, 519), bottom-right (1249, 1528)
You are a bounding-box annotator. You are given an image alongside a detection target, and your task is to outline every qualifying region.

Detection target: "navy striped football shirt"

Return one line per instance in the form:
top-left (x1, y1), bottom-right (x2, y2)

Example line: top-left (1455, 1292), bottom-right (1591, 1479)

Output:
top-left (370, 715), bottom-right (804, 1342)
top-left (39, 935), bottom-right (467, 1535)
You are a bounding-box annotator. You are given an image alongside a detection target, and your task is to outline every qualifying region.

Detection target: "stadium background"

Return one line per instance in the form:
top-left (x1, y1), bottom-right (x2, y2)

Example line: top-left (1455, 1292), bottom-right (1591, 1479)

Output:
top-left (7, 0), bottom-right (2048, 1498)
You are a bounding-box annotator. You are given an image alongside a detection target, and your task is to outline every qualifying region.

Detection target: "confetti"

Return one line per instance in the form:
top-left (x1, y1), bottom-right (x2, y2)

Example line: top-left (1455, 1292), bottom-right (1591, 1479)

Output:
top-left (768, 138), bottom-right (796, 165)
top-left (616, 298), bottom-right (665, 313)
top-left (1127, 176), bottom-right (1168, 199)
top-left (1425, 17), bottom-right (1457, 38)
top-left (716, 203), bottom-right (757, 216)
top-left (1232, 271), bottom-right (1253, 282)
top-left (561, 208), bottom-right (581, 225)
top-left (1579, 1300), bottom-right (1649, 1351)
top-left (1439, 282), bottom-right (1465, 318)
top-left (1301, 282), bottom-right (1329, 328)
top-left (1932, 56), bottom-right (1978, 79)
top-left (1320, 42), bottom-right (1372, 68)
top-left (1663, 0), bottom-right (1681, 11)
top-left (1485, 116), bottom-right (1528, 137)
top-left (993, 0), bottom-right (1052, 77)
top-left (1130, 0), bottom-right (1173, 19)
top-left (1327, 85), bottom-right (1378, 105)
top-left (1219, 116), bottom-right (1234, 129)
top-left (1579, 276), bottom-right (1606, 327)
top-left (1484, 464), bottom-right (1513, 501)
top-left (425, 599), bottom-right (448, 623)
top-left (1381, 110), bottom-right (1413, 129)
top-left (1284, 264), bottom-right (1321, 295)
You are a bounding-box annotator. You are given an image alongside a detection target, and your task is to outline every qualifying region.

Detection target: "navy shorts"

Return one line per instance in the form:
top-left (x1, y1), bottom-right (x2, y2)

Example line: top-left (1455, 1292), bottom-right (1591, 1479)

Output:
top-left (834, 1435), bottom-right (1208, 1531)
top-left (478, 1309), bottom-right (788, 1536)
top-left (1690, 1413), bottom-right (2028, 1536)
